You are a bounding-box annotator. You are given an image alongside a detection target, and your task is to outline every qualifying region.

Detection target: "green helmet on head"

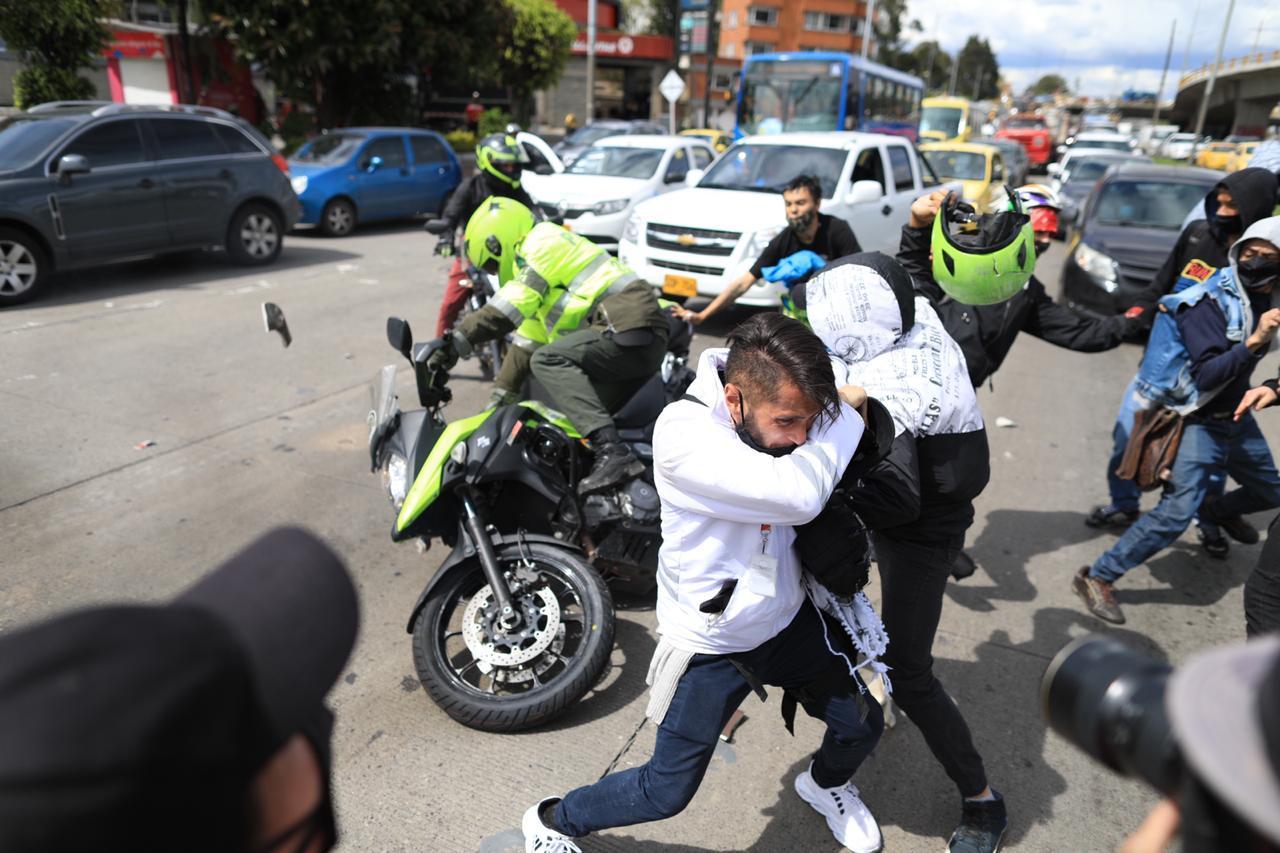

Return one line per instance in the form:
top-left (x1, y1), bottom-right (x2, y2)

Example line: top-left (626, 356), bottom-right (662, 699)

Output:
top-left (930, 188), bottom-right (1035, 305)
top-left (475, 133), bottom-right (522, 188)
top-left (464, 196), bottom-right (536, 284)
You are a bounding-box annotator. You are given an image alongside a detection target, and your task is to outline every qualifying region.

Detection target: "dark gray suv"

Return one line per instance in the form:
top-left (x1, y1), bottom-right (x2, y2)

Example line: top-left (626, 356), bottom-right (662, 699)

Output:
top-left (0, 102), bottom-right (302, 306)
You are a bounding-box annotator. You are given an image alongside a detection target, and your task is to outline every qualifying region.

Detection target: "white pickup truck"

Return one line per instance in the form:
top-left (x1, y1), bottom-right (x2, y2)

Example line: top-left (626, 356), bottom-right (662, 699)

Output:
top-left (618, 131), bottom-right (952, 306)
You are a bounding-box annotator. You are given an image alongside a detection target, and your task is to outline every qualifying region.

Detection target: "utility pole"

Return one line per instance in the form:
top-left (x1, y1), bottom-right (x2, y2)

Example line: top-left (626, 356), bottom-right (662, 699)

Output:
top-left (1153, 18), bottom-right (1176, 123)
top-left (702, 0), bottom-right (720, 128)
top-left (1191, 0), bottom-right (1235, 161)
top-left (971, 69), bottom-right (984, 101)
top-left (949, 49), bottom-right (960, 96)
top-left (1180, 0), bottom-right (1201, 78)
top-left (861, 0), bottom-right (877, 62)
top-left (586, 0), bottom-right (597, 123)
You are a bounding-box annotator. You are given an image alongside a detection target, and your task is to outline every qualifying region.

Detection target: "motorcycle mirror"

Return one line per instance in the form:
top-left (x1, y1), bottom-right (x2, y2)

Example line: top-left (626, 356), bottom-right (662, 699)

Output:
top-left (262, 302), bottom-right (292, 348)
top-left (386, 316), bottom-right (413, 360)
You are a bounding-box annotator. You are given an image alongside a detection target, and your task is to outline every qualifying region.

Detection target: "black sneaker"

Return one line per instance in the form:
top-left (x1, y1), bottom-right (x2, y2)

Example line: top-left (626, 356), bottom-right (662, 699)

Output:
top-left (948, 790), bottom-right (1007, 853)
top-left (951, 550), bottom-right (978, 581)
top-left (578, 443), bottom-right (644, 496)
top-left (1084, 504), bottom-right (1140, 529)
top-left (1200, 498), bottom-right (1260, 544)
top-left (1196, 525), bottom-right (1230, 559)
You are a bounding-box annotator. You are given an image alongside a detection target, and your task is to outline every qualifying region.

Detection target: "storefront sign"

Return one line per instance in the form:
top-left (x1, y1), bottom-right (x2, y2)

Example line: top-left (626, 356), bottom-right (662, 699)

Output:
top-left (571, 32), bottom-right (673, 61)
top-left (102, 30), bottom-right (167, 59)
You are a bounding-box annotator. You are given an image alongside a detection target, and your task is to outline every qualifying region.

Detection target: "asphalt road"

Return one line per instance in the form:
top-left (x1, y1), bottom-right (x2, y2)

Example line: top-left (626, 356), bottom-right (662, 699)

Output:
top-left (2, 224), bottom-right (1276, 851)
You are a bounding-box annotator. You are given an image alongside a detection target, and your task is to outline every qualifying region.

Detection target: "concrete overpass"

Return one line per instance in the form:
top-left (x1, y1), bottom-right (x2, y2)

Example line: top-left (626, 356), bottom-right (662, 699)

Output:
top-left (1174, 50), bottom-right (1280, 137)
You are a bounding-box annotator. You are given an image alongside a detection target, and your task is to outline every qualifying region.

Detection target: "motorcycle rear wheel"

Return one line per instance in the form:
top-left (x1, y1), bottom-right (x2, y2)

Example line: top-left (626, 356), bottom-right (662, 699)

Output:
top-left (412, 542), bottom-right (614, 732)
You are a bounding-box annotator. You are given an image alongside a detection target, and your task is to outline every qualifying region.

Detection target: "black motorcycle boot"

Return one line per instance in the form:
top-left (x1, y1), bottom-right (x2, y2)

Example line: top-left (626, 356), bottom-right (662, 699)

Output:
top-left (579, 427), bottom-right (644, 496)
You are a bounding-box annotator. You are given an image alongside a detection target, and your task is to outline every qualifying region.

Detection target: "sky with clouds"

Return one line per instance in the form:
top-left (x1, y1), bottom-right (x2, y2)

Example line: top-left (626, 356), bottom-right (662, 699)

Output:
top-left (903, 0), bottom-right (1277, 99)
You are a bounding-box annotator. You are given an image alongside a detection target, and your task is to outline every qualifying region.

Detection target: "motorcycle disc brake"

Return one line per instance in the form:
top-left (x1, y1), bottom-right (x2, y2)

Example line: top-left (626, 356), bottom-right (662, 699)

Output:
top-left (462, 584), bottom-right (561, 669)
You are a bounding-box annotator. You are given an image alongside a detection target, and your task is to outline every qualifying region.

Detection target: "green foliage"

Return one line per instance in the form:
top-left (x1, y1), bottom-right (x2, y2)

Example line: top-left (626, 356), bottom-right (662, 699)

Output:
top-left (872, 0), bottom-right (921, 70)
top-left (904, 40), bottom-right (952, 94)
top-left (204, 0), bottom-right (509, 129)
top-left (13, 66), bottom-right (95, 110)
top-left (0, 0), bottom-right (117, 108)
top-left (500, 0), bottom-right (576, 119)
top-left (477, 108), bottom-right (513, 138)
top-left (445, 129), bottom-right (478, 153)
top-left (954, 36), bottom-right (1000, 101)
top-left (620, 0), bottom-right (677, 37)
top-left (1028, 74), bottom-right (1069, 96)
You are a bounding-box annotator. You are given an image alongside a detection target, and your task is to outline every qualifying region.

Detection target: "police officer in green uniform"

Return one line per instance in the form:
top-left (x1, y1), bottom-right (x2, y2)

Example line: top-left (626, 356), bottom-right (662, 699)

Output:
top-left (428, 197), bottom-right (670, 495)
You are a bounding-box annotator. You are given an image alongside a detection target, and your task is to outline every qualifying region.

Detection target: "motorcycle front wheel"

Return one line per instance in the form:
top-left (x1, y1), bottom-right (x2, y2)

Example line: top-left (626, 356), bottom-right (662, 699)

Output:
top-left (412, 541), bottom-right (614, 732)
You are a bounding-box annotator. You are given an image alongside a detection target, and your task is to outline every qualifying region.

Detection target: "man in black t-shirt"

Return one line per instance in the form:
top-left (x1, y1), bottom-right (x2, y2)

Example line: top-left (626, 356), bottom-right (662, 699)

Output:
top-left (677, 173), bottom-right (861, 326)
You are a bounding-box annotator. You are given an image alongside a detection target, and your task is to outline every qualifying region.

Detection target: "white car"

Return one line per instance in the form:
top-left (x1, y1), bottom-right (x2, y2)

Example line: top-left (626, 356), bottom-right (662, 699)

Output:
top-left (1159, 132), bottom-right (1201, 161)
top-left (515, 131), bottom-right (564, 200)
top-left (525, 136), bottom-right (716, 253)
top-left (619, 132), bottom-right (955, 307)
top-left (1049, 146), bottom-right (1147, 189)
top-left (1056, 130), bottom-right (1137, 161)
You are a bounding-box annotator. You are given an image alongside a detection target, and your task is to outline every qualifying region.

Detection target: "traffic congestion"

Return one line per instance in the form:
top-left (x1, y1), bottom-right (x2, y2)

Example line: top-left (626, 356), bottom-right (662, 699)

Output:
top-left (3, 1), bottom-right (1280, 851)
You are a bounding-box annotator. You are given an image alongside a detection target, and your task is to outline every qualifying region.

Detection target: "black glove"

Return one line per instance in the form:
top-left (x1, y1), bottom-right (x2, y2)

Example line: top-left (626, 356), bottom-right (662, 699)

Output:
top-left (433, 235), bottom-right (455, 258)
top-left (424, 335), bottom-right (459, 373)
top-left (424, 218), bottom-right (451, 235)
top-left (794, 492), bottom-right (871, 597)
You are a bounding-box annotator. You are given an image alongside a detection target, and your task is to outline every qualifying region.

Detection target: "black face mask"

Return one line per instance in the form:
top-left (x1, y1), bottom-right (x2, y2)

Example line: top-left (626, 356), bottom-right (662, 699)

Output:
top-left (735, 397), bottom-right (796, 457)
top-left (1240, 256), bottom-right (1280, 291)
top-left (787, 209), bottom-right (816, 234)
top-left (1215, 213), bottom-right (1243, 236)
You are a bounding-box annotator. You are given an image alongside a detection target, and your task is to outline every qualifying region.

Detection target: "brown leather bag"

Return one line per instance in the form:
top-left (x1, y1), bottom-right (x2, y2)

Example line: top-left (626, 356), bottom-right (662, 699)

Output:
top-left (1115, 405), bottom-right (1185, 491)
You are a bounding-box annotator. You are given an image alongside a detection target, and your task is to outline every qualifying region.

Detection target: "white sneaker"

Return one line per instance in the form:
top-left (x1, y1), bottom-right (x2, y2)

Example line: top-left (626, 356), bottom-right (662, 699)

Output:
top-left (521, 798), bottom-right (582, 853)
top-left (794, 765), bottom-right (883, 853)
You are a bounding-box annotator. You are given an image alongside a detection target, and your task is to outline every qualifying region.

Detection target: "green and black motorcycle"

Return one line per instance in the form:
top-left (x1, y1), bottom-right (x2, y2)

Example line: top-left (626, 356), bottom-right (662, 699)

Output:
top-left (368, 314), bottom-right (694, 732)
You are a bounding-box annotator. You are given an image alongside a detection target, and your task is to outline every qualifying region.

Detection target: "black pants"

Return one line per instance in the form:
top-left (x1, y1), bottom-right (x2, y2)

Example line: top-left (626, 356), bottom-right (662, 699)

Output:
top-left (1245, 514), bottom-right (1280, 637)
top-left (873, 530), bottom-right (988, 797)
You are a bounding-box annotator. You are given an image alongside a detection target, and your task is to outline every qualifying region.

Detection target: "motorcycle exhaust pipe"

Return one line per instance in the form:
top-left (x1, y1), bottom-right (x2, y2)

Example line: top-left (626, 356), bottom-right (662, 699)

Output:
top-left (460, 489), bottom-right (522, 630)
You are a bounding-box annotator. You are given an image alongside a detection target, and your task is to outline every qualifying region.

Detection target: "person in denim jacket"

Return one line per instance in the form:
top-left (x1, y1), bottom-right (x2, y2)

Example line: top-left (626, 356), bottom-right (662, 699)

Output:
top-left (1074, 217), bottom-right (1280, 625)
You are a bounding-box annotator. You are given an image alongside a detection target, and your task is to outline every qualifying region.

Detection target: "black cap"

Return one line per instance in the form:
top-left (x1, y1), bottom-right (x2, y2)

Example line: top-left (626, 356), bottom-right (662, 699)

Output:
top-left (0, 527), bottom-right (359, 851)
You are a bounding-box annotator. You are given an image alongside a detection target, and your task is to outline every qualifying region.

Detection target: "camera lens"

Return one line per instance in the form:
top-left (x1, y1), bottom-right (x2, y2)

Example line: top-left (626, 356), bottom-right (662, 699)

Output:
top-left (1041, 635), bottom-right (1183, 795)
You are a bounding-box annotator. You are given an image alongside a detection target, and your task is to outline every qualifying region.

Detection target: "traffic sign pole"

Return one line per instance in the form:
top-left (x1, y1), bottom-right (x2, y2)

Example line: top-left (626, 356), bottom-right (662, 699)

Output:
top-left (660, 69), bottom-right (685, 134)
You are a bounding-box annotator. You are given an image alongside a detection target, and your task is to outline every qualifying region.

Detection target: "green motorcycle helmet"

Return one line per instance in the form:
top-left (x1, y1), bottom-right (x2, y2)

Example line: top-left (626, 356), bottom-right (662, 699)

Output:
top-left (475, 133), bottom-right (522, 188)
top-left (930, 187), bottom-right (1035, 305)
top-left (464, 196), bottom-right (536, 284)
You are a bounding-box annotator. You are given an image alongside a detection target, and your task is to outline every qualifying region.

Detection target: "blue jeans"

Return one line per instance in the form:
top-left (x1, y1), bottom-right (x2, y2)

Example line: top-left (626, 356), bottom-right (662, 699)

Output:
top-left (1091, 414), bottom-right (1280, 583)
top-left (1107, 378), bottom-right (1225, 530)
top-left (554, 601), bottom-right (883, 837)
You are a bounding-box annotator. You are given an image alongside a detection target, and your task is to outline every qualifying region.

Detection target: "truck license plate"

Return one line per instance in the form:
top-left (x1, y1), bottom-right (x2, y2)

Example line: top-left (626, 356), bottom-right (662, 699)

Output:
top-left (662, 274), bottom-right (697, 298)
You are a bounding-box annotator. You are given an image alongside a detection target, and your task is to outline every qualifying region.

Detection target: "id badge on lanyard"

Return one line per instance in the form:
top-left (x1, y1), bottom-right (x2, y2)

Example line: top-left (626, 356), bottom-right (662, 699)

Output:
top-left (744, 523), bottom-right (778, 597)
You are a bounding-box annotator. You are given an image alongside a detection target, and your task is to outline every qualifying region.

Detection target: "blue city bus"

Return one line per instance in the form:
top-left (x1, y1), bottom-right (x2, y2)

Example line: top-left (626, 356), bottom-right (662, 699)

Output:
top-left (734, 51), bottom-right (923, 141)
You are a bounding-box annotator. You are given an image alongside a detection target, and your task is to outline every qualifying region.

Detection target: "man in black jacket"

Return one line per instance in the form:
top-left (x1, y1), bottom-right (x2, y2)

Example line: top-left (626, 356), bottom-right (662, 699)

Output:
top-left (429, 134), bottom-right (538, 337)
top-left (898, 188), bottom-right (1136, 578)
top-left (1085, 167), bottom-right (1280, 554)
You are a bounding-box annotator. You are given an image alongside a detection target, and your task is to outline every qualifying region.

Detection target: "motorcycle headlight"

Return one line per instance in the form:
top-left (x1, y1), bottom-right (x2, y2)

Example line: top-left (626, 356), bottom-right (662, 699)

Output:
top-left (290, 175), bottom-right (309, 195)
top-left (622, 214), bottom-right (643, 244)
top-left (449, 441), bottom-right (468, 466)
top-left (1074, 242), bottom-right (1120, 292)
top-left (381, 452), bottom-right (409, 508)
top-left (593, 198), bottom-right (629, 216)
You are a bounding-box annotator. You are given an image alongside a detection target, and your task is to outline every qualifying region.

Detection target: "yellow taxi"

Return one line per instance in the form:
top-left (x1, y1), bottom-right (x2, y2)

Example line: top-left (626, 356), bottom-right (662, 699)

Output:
top-left (920, 142), bottom-right (1007, 210)
top-left (679, 128), bottom-right (731, 152)
top-left (1194, 141), bottom-right (1239, 171)
top-left (1226, 141), bottom-right (1260, 172)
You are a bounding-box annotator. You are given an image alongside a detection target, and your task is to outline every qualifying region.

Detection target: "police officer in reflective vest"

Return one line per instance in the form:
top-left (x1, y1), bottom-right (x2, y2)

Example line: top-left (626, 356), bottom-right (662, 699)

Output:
top-left (428, 197), bottom-right (670, 495)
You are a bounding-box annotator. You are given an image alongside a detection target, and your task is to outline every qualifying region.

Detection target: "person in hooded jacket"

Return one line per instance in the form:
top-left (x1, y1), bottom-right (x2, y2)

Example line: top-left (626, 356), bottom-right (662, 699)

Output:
top-left (1074, 217), bottom-right (1280, 626)
top-left (1085, 168), bottom-right (1280, 558)
top-left (427, 134), bottom-right (538, 337)
top-left (897, 187), bottom-right (1139, 579)
top-left (791, 253), bottom-right (1008, 853)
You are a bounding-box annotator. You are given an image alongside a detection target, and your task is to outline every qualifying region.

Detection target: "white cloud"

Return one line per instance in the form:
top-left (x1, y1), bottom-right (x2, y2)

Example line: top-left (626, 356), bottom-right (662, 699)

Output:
top-left (903, 0), bottom-right (1277, 98)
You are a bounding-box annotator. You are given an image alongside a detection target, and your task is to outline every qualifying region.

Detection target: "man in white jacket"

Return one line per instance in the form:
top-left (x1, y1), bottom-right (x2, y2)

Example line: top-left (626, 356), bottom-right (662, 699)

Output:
top-left (521, 313), bottom-right (883, 853)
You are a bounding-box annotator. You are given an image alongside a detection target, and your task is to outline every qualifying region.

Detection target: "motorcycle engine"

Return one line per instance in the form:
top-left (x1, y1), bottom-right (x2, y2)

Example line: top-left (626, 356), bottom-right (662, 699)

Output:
top-left (582, 478), bottom-right (660, 531)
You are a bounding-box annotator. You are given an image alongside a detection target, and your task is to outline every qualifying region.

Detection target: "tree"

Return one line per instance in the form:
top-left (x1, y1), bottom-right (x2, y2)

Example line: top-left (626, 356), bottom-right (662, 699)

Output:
top-left (954, 35), bottom-right (1000, 101)
top-left (620, 0), bottom-right (678, 37)
top-left (0, 0), bottom-right (117, 109)
top-left (204, 0), bottom-right (509, 128)
top-left (905, 40), bottom-right (952, 93)
top-left (871, 0), bottom-right (922, 70)
top-left (498, 0), bottom-right (576, 123)
top-left (1027, 74), bottom-right (1069, 96)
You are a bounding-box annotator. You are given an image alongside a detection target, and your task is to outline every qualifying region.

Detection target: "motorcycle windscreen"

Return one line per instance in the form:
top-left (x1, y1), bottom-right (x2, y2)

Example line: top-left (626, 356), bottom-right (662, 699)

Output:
top-left (368, 365), bottom-right (398, 452)
top-left (395, 409), bottom-right (496, 534)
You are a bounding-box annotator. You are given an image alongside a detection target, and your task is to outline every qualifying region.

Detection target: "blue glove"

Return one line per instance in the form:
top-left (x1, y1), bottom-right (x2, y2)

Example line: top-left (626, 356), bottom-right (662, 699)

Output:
top-left (761, 250), bottom-right (827, 287)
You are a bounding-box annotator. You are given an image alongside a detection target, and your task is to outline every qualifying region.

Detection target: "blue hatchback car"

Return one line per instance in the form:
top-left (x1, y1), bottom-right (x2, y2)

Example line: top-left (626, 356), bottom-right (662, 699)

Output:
top-left (289, 128), bottom-right (461, 236)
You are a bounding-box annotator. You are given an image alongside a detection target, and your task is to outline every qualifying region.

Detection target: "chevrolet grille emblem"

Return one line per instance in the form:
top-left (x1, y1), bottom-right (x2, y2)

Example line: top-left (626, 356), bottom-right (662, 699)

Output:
top-left (676, 234), bottom-right (696, 246)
